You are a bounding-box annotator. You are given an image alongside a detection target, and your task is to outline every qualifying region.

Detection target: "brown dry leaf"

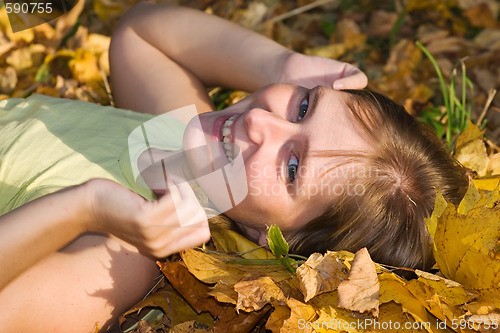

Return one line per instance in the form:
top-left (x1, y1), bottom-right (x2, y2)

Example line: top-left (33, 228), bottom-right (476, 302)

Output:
top-left (0, 66), bottom-right (17, 94)
top-left (463, 3), bottom-right (500, 28)
top-left (234, 275), bottom-right (286, 312)
top-left (336, 19), bottom-right (366, 51)
top-left (208, 282), bottom-right (238, 305)
top-left (337, 248), bottom-right (379, 317)
top-left (296, 251), bottom-right (349, 302)
top-left (425, 37), bottom-right (475, 55)
top-left (159, 260), bottom-right (273, 333)
top-left (121, 290), bottom-right (214, 330)
top-left (0, 36), bottom-right (15, 58)
top-left (6, 44), bottom-right (45, 74)
top-left (384, 39), bottom-right (422, 75)
top-left (159, 261), bottom-right (222, 315)
top-left (367, 10), bottom-right (398, 38)
top-left (474, 29), bottom-right (500, 50)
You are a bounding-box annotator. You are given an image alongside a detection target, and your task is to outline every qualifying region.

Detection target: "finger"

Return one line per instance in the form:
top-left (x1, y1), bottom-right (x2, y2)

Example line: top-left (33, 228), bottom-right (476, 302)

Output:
top-left (156, 220), bottom-right (211, 257)
top-left (333, 69), bottom-right (368, 90)
top-left (166, 175), bottom-right (207, 227)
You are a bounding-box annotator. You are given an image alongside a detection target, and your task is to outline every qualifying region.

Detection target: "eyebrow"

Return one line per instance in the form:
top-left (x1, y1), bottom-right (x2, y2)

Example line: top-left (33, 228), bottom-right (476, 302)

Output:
top-left (297, 86), bottom-right (322, 194)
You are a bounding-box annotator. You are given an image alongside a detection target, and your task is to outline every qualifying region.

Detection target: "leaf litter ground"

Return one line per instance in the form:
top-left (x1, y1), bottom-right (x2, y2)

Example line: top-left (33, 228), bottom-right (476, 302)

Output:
top-left (1, 0), bottom-right (500, 332)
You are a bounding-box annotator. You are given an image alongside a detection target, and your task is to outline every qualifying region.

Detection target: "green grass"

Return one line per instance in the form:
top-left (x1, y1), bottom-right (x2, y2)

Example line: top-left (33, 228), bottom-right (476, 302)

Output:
top-left (416, 41), bottom-right (475, 151)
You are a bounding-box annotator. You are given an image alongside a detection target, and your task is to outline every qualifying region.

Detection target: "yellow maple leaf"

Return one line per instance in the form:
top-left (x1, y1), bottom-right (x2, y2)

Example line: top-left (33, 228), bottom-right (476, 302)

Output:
top-left (426, 181), bottom-right (500, 290)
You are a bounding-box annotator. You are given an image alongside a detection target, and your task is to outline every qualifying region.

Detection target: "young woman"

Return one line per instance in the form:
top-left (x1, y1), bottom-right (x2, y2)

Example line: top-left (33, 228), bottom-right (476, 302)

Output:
top-left (0, 3), bottom-right (467, 332)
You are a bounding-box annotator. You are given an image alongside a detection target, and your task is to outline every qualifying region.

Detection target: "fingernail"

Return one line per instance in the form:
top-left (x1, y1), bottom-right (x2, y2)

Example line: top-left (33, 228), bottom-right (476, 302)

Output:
top-left (333, 81), bottom-right (344, 90)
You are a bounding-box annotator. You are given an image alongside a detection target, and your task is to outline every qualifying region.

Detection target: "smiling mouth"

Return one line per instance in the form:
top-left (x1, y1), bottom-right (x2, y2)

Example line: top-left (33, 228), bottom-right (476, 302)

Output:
top-left (221, 115), bottom-right (237, 161)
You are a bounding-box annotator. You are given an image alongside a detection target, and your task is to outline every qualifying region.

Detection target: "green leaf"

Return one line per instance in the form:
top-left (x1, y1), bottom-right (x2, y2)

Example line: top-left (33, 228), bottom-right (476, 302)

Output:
top-left (266, 225), bottom-right (289, 258)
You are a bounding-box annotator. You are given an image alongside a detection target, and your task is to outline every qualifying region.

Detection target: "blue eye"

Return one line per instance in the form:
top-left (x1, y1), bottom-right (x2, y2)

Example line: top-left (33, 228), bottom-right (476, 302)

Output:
top-left (287, 154), bottom-right (299, 182)
top-left (298, 97), bottom-right (308, 121)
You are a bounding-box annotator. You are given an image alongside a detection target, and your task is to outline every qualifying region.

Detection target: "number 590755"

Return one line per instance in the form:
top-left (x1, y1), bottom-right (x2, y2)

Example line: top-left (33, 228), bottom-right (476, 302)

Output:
top-left (5, 2), bottom-right (53, 14)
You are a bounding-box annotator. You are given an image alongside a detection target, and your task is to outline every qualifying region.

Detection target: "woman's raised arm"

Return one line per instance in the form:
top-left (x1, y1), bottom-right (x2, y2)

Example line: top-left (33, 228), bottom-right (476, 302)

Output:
top-left (110, 2), bottom-right (367, 115)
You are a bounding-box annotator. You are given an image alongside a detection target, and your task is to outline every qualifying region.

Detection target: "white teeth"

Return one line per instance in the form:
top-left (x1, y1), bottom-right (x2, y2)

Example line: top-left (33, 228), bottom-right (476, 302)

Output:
top-left (222, 127), bottom-right (231, 137)
top-left (221, 115), bottom-right (238, 161)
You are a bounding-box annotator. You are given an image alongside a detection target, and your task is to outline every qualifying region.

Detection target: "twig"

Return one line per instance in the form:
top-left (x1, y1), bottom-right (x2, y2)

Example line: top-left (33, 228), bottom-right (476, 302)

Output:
top-left (265, 0), bottom-right (339, 24)
top-left (486, 138), bottom-right (500, 154)
top-left (476, 88), bottom-right (497, 126)
top-left (100, 67), bottom-right (114, 107)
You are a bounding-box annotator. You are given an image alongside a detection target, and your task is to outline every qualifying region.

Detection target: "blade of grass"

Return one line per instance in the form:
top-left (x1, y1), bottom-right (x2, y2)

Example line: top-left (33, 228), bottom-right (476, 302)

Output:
top-left (416, 41), bottom-right (452, 147)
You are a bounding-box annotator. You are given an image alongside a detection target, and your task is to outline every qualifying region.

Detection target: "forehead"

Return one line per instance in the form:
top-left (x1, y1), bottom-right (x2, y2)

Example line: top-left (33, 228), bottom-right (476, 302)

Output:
top-left (312, 89), bottom-right (369, 150)
top-left (296, 89), bottom-right (371, 205)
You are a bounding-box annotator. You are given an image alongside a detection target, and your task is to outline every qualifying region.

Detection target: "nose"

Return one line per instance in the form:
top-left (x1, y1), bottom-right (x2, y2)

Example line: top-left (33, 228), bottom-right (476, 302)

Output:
top-left (244, 107), bottom-right (296, 145)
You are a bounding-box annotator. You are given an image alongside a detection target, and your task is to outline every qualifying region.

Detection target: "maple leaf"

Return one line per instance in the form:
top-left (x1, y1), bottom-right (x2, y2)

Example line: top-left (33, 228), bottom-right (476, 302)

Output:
top-left (426, 180), bottom-right (500, 290)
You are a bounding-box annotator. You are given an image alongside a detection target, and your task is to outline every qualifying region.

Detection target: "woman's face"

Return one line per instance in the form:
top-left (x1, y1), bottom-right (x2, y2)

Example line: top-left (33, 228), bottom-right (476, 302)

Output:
top-left (183, 84), bottom-right (369, 241)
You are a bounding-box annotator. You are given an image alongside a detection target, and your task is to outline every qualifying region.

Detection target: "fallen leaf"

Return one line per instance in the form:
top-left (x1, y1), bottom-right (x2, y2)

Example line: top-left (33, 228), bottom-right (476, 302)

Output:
top-left (463, 3), bottom-right (500, 28)
top-left (379, 272), bottom-right (453, 332)
top-left (234, 275), bottom-right (286, 312)
top-left (474, 28), bottom-right (500, 50)
top-left (210, 222), bottom-right (274, 260)
top-left (68, 48), bottom-right (102, 83)
top-left (0, 66), bottom-right (17, 94)
top-left (367, 10), bottom-right (398, 38)
top-left (265, 306), bottom-right (291, 333)
top-left (337, 248), bottom-right (379, 317)
top-left (281, 298), bottom-right (317, 333)
top-left (181, 248), bottom-right (246, 285)
top-left (121, 290), bottom-right (214, 330)
top-left (428, 182), bottom-right (500, 290)
top-left (296, 251), bottom-right (349, 302)
top-left (454, 122), bottom-right (489, 176)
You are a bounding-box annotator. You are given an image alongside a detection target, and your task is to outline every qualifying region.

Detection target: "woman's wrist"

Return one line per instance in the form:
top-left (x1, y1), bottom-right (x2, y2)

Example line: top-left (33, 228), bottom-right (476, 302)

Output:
top-left (272, 49), bottom-right (296, 85)
top-left (82, 179), bottom-right (108, 233)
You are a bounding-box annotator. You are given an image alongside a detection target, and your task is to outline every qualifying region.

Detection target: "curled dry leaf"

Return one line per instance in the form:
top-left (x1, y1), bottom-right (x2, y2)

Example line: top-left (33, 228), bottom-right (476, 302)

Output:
top-left (234, 275), bottom-right (286, 312)
top-left (337, 248), bottom-right (380, 317)
top-left (296, 251), bottom-right (349, 302)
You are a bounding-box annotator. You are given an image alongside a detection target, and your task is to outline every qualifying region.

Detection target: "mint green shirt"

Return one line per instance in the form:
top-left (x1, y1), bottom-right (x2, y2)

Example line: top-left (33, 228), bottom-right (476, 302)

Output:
top-left (0, 95), bottom-right (185, 214)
